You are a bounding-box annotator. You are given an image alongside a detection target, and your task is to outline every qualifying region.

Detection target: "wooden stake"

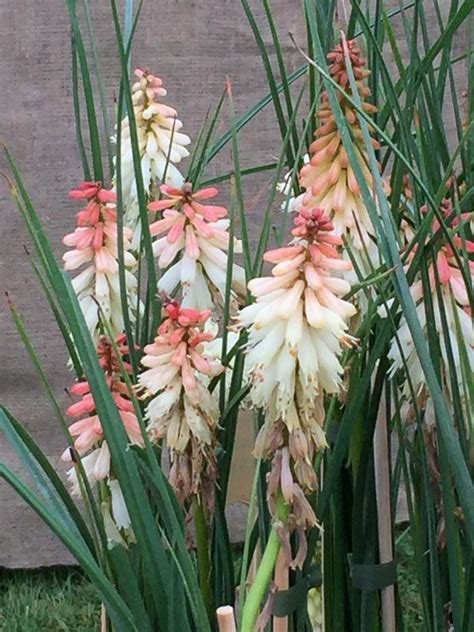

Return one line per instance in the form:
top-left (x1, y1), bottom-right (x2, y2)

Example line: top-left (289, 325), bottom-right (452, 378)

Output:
top-left (273, 549), bottom-right (288, 632)
top-left (101, 604), bottom-right (107, 632)
top-left (217, 605), bottom-right (237, 632)
top-left (373, 390), bottom-right (396, 632)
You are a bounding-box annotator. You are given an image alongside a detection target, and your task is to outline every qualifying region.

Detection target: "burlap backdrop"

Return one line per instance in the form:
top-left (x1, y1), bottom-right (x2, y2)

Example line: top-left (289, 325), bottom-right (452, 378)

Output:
top-left (0, 0), bottom-right (465, 568)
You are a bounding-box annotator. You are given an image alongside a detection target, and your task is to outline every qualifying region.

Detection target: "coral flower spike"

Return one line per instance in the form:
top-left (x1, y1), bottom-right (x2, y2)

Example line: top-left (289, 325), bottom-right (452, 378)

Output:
top-left (238, 207), bottom-right (356, 545)
top-left (292, 38), bottom-right (387, 253)
top-left (62, 335), bottom-right (143, 534)
top-left (63, 180), bottom-right (138, 341)
top-left (138, 299), bottom-right (224, 508)
top-left (148, 182), bottom-right (246, 311)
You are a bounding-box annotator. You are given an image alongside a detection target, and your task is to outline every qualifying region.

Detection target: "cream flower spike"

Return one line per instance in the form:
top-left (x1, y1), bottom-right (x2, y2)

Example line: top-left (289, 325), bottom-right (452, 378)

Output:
top-left (61, 335), bottom-right (143, 535)
top-left (117, 68), bottom-right (191, 248)
top-left (293, 39), bottom-right (385, 252)
top-left (148, 183), bottom-right (246, 312)
top-left (238, 207), bottom-right (356, 533)
top-left (63, 181), bottom-right (138, 341)
top-left (388, 199), bottom-right (474, 425)
top-left (138, 300), bottom-right (224, 508)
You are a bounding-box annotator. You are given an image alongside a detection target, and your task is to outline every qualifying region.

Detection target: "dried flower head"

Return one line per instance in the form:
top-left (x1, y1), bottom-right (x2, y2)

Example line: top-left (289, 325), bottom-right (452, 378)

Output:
top-left (63, 181), bottom-right (138, 341)
top-left (148, 183), bottom-right (246, 311)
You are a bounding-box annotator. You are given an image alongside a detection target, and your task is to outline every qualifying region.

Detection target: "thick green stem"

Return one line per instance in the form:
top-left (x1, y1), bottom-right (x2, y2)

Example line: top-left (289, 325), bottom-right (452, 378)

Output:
top-left (240, 494), bottom-right (290, 632)
top-left (194, 497), bottom-right (214, 623)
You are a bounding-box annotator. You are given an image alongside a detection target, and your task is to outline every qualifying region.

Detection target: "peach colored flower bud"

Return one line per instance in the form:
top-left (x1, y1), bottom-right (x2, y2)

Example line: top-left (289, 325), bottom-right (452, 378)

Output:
top-left (282, 38), bottom-right (389, 262)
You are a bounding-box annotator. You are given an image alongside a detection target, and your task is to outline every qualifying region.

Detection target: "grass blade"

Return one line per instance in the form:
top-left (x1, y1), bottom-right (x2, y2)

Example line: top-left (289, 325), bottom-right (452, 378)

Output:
top-left (64, 0), bottom-right (103, 182)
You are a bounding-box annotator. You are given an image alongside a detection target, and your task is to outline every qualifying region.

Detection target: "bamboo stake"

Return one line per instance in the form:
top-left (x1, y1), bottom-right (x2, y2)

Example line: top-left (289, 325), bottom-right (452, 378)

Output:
top-left (101, 604), bottom-right (107, 632)
top-left (273, 549), bottom-right (288, 632)
top-left (373, 389), bottom-right (396, 632)
top-left (217, 605), bottom-right (237, 632)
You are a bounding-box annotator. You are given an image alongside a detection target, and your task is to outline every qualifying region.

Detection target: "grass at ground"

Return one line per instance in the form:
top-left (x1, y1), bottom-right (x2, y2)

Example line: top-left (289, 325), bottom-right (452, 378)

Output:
top-left (0, 567), bottom-right (100, 632)
top-left (396, 527), bottom-right (425, 631)
top-left (1, 532), bottom-right (423, 631)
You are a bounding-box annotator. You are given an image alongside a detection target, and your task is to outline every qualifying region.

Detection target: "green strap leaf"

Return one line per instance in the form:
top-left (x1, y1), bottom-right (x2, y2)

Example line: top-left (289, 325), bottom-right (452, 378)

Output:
top-left (272, 567), bottom-right (322, 617)
top-left (350, 559), bottom-right (398, 591)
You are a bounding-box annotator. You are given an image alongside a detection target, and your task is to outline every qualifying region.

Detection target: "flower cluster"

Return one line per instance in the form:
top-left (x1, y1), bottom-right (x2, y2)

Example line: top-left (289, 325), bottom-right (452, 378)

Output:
top-left (138, 300), bottom-right (224, 507)
top-left (238, 207), bottom-right (356, 530)
top-left (63, 181), bottom-right (138, 341)
top-left (62, 335), bottom-right (143, 532)
top-left (291, 39), bottom-right (382, 252)
top-left (389, 199), bottom-right (474, 423)
top-left (149, 183), bottom-right (246, 311)
top-left (116, 69), bottom-right (191, 247)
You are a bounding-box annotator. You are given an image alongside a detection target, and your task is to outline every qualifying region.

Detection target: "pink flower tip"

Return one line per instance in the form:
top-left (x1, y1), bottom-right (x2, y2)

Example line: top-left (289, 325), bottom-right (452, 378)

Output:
top-left (159, 183), bottom-right (186, 197)
top-left (292, 207), bottom-right (335, 241)
top-left (135, 67), bottom-right (163, 85)
top-left (153, 182), bottom-right (227, 224)
top-left (163, 299), bottom-right (211, 327)
top-left (97, 189), bottom-right (117, 204)
top-left (69, 181), bottom-right (101, 199)
top-left (68, 181), bottom-right (115, 204)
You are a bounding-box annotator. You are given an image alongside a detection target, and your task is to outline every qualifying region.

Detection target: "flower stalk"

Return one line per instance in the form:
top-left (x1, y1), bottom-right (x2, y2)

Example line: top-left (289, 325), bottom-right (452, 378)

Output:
top-left (389, 198), bottom-right (474, 427)
top-left (238, 207), bottom-right (356, 523)
top-left (238, 205), bottom-right (356, 625)
top-left (194, 497), bottom-right (214, 623)
top-left (62, 334), bottom-right (142, 536)
top-left (240, 493), bottom-right (290, 632)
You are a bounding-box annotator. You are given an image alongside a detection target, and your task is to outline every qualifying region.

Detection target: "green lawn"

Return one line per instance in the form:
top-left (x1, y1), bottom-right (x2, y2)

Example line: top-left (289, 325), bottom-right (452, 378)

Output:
top-left (396, 529), bottom-right (425, 631)
top-left (0, 532), bottom-right (423, 631)
top-left (0, 567), bottom-right (100, 632)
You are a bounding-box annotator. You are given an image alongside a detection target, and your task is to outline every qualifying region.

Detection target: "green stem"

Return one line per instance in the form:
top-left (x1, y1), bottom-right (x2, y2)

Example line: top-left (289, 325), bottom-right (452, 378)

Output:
top-left (194, 497), bottom-right (214, 623)
top-left (240, 493), bottom-right (290, 632)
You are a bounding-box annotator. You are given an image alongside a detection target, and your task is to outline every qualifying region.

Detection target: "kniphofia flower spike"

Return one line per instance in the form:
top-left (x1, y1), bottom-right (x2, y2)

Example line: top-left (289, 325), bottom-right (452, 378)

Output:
top-left (62, 335), bottom-right (143, 532)
top-left (138, 300), bottom-right (224, 508)
top-left (238, 207), bottom-right (356, 540)
top-left (116, 69), bottom-right (191, 248)
top-left (63, 181), bottom-right (138, 341)
top-left (292, 39), bottom-right (386, 253)
top-left (389, 199), bottom-right (474, 424)
top-left (149, 183), bottom-right (246, 311)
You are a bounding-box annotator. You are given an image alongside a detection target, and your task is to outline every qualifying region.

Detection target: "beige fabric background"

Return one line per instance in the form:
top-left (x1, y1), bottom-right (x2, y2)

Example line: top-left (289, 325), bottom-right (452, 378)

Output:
top-left (0, 1), bottom-right (466, 568)
top-left (0, 0), bottom-right (305, 568)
